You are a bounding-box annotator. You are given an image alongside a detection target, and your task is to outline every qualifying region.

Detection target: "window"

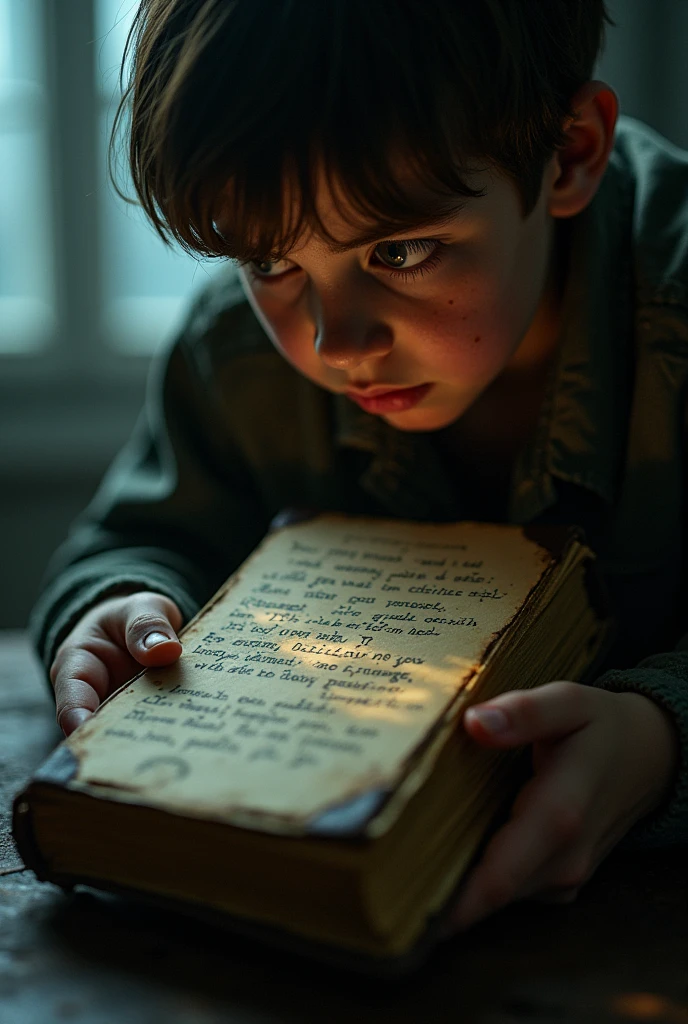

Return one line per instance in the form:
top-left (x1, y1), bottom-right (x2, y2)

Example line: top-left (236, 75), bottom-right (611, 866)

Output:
top-left (0, 0), bottom-right (217, 365)
top-left (0, 0), bottom-right (54, 353)
top-left (96, 0), bottom-right (217, 354)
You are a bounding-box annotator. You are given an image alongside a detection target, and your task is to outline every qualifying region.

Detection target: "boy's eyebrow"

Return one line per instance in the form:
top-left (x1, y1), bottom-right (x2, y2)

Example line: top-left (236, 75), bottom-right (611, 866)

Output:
top-left (324, 203), bottom-right (468, 254)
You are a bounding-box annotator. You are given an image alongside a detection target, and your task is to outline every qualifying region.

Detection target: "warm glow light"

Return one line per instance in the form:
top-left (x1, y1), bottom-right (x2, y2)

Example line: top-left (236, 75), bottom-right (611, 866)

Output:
top-left (610, 993), bottom-right (688, 1022)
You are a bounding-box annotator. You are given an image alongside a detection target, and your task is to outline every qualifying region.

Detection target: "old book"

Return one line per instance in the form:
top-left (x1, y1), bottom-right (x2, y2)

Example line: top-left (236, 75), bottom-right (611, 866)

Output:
top-left (13, 515), bottom-right (612, 973)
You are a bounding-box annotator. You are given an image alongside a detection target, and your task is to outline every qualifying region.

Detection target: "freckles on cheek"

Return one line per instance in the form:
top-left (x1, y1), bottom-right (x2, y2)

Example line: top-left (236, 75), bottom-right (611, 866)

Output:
top-left (416, 304), bottom-right (510, 382)
top-left (416, 300), bottom-right (486, 350)
top-left (404, 263), bottom-right (516, 377)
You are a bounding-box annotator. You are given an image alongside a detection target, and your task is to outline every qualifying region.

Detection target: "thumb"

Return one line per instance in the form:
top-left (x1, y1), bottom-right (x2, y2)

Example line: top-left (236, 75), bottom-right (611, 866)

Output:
top-left (119, 592), bottom-right (184, 667)
top-left (462, 681), bottom-right (593, 748)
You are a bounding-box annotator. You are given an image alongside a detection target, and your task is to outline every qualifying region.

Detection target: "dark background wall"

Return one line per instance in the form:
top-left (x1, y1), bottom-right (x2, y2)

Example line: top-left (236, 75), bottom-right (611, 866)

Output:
top-left (2, 0), bottom-right (687, 630)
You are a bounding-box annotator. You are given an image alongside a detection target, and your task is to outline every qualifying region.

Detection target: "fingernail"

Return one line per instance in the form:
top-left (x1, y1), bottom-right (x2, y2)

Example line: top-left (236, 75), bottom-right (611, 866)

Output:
top-left (143, 631), bottom-right (172, 649)
top-left (61, 708), bottom-right (92, 735)
top-left (466, 706), bottom-right (510, 733)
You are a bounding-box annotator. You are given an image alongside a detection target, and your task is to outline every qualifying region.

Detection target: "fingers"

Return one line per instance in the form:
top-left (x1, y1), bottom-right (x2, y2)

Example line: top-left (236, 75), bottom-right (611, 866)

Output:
top-left (51, 591), bottom-right (183, 737)
top-left (446, 685), bottom-right (628, 934)
top-left (448, 816), bottom-right (588, 930)
top-left (53, 648), bottom-right (110, 736)
top-left (449, 729), bottom-right (596, 930)
top-left (462, 681), bottom-right (594, 749)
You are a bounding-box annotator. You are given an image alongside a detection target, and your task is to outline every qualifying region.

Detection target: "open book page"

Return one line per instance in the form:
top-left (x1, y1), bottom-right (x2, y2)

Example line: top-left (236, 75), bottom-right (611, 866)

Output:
top-left (66, 517), bottom-right (555, 831)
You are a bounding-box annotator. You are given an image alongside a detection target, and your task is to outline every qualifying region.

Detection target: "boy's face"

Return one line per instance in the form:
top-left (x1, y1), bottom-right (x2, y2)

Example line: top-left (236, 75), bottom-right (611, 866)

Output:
top-left (232, 159), bottom-right (561, 433)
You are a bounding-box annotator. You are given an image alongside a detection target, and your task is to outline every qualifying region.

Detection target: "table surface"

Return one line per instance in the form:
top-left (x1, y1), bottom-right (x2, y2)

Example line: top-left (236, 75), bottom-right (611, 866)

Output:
top-left (1, 631), bottom-right (687, 1024)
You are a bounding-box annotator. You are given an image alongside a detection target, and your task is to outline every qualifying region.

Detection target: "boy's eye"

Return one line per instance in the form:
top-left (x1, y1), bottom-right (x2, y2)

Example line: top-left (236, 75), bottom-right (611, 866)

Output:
top-left (250, 258), bottom-right (295, 278)
top-left (373, 238), bottom-right (438, 271)
top-left (247, 237), bottom-right (443, 283)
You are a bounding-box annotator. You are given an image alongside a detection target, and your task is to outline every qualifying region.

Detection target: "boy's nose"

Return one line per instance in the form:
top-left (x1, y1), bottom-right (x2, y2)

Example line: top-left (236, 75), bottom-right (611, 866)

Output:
top-left (314, 320), bottom-right (394, 369)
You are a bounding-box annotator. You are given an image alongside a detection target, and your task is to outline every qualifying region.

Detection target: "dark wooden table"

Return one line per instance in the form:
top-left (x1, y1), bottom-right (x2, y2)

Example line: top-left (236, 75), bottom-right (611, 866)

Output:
top-left (1, 631), bottom-right (687, 1024)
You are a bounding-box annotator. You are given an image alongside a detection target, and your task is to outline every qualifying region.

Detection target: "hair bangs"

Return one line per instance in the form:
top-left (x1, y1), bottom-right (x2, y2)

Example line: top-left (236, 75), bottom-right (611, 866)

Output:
top-left (208, 134), bottom-right (487, 265)
top-left (180, 1), bottom-right (491, 264)
top-left (115, 0), bottom-right (611, 260)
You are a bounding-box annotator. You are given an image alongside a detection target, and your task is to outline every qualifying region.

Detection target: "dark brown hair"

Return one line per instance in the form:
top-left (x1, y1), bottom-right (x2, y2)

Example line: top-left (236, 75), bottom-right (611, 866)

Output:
top-left (111, 0), bottom-right (611, 261)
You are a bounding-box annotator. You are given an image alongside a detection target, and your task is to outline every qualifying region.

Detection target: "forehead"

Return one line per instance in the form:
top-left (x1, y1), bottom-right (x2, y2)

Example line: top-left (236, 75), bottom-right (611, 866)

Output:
top-left (214, 157), bottom-right (512, 260)
top-left (305, 170), bottom-right (474, 249)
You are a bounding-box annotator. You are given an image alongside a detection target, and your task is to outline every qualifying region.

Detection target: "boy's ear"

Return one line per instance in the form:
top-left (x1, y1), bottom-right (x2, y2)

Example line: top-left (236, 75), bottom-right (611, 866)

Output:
top-left (546, 81), bottom-right (619, 219)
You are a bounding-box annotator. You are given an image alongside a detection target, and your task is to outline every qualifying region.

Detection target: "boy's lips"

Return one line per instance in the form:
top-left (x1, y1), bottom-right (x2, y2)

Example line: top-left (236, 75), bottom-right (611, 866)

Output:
top-left (345, 382), bottom-right (433, 414)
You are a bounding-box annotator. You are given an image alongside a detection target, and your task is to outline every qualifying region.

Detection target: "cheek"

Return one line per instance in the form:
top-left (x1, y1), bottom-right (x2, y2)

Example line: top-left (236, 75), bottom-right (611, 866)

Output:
top-left (405, 273), bottom-right (518, 374)
top-left (421, 227), bottom-right (547, 377)
top-left (247, 285), bottom-right (314, 365)
top-left (273, 315), bottom-right (320, 378)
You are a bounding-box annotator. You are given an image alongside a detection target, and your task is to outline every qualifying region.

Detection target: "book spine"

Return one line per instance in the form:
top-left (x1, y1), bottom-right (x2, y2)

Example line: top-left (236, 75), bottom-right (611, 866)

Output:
top-left (11, 743), bottom-right (80, 886)
top-left (11, 784), bottom-right (55, 884)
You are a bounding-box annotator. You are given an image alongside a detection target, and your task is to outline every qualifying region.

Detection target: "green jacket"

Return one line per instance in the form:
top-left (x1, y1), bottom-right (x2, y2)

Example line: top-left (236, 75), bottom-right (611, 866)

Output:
top-left (31, 118), bottom-right (688, 848)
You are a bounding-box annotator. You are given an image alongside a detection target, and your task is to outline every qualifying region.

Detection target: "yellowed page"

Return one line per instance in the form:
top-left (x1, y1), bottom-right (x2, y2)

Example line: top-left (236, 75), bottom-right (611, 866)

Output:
top-left (67, 517), bottom-right (555, 832)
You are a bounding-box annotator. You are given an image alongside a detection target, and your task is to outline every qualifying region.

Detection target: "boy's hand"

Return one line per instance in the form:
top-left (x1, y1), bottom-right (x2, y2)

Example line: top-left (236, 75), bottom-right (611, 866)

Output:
top-left (445, 681), bottom-right (679, 933)
top-left (50, 592), bottom-right (183, 737)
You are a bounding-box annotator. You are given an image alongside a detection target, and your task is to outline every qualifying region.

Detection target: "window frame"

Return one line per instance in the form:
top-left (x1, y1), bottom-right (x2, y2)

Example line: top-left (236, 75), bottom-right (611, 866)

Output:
top-left (0, 0), bottom-right (164, 477)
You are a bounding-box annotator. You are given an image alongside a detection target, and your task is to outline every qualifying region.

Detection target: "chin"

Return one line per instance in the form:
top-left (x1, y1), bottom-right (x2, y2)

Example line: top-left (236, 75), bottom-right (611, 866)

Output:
top-left (383, 404), bottom-right (466, 433)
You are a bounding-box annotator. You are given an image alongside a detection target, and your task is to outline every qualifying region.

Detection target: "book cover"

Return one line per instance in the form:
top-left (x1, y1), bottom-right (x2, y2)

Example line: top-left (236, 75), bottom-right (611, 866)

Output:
top-left (13, 515), bottom-right (612, 972)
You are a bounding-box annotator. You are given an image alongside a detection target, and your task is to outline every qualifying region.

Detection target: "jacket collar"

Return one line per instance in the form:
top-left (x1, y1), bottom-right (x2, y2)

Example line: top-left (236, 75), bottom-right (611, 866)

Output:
top-left (511, 152), bottom-right (634, 521)
top-left (333, 394), bottom-right (462, 519)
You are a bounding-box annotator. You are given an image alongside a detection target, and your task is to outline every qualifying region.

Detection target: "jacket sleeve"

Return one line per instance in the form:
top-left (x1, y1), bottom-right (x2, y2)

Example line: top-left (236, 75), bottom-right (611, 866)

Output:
top-left (29, 275), bottom-right (272, 674)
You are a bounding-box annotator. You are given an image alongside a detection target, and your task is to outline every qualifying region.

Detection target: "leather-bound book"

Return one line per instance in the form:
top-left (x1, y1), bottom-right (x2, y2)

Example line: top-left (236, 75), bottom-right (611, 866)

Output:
top-left (13, 515), bottom-right (613, 974)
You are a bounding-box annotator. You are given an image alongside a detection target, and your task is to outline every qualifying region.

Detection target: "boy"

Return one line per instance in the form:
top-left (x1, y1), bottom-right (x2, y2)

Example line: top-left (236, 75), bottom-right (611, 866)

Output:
top-left (33, 0), bottom-right (687, 933)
